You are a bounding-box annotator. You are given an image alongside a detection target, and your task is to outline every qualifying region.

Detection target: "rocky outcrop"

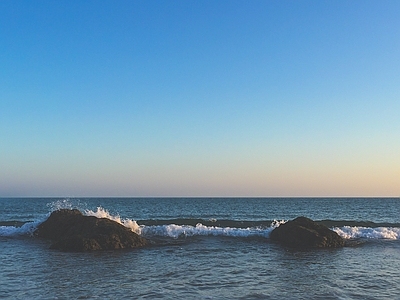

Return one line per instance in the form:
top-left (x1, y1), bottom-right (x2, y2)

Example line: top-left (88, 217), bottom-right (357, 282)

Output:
top-left (34, 209), bottom-right (148, 251)
top-left (270, 216), bottom-right (345, 248)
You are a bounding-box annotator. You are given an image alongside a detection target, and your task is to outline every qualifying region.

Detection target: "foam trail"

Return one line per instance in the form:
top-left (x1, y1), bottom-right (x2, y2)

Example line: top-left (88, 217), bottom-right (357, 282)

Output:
top-left (84, 207), bottom-right (141, 234)
top-left (333, 226), bottom-right (400, 240)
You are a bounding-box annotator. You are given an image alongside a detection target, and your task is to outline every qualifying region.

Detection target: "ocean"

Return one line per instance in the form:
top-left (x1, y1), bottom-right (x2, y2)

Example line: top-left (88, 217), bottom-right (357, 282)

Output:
top-left (1, 197), bottom-right (399, 299)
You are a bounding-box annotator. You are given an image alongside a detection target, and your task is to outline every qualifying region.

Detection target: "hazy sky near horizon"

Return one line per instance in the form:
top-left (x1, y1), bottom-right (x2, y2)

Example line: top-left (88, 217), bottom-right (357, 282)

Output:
top-left (1, 0), bottom-right (399, 197)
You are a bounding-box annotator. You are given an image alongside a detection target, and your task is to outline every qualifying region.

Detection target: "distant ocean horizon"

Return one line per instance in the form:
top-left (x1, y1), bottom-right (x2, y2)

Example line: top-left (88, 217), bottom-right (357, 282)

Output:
top-left (1, 197), bottom-right (399, 299)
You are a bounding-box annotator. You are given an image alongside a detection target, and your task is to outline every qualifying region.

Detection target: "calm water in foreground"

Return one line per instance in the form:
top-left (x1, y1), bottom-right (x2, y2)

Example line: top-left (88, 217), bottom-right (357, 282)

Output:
top-left (1, 197), bottom-right (400, 299)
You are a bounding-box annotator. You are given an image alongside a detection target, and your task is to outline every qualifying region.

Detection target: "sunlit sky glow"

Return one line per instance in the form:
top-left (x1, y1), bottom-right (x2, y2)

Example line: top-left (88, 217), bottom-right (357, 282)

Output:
top-left (1, 0), bottom-right (399, 197)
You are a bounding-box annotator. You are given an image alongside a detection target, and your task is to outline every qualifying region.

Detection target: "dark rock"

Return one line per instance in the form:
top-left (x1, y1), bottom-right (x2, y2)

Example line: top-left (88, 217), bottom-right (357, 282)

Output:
top-left (270, 216), bottom-right (345, 248)
top-left (34, 209), bottom-right (148, 251)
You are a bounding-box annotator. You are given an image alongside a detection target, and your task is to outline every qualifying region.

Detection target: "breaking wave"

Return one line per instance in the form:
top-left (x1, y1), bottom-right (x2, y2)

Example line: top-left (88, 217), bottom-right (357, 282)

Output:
top-left (81, 207), bottom-right (286, 238)
top-left (333, 226), bottom-right (400, 240)
top-left (0, 220), bottom-right (43, 237)
top-left (139, 220), bottom-right (285, 239)
top-left (84, 207), bottom-right (141, 234)
top-left (1, 201), bottom-right (400, 241)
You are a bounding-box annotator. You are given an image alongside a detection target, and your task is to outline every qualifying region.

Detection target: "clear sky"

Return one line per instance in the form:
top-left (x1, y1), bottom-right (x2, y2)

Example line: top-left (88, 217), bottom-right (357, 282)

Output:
top-left (1, 0), bottom-right (399, 197)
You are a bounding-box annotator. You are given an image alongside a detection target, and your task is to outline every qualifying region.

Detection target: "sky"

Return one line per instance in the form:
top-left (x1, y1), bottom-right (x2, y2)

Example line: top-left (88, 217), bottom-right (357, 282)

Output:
top-left (1, 0), bottom-right (399, 197)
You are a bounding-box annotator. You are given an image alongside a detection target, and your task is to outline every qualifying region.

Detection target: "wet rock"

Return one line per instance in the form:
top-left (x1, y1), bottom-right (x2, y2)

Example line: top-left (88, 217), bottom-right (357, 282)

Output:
top-left (270, 216), bottom-right (345, 248)
top-left (34, 209), bottom-right (148, 251)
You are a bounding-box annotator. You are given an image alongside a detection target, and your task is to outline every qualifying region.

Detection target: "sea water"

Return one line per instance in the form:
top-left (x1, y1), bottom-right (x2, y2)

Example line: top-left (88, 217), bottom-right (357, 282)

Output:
top-left (1, 197), bottom-right (399, 299)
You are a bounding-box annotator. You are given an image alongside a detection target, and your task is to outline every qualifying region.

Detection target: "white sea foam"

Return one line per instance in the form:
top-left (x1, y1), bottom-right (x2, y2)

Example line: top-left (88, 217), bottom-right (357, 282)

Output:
top-left (43, 199), bottom-right (288, 239)
top-left (84, 207), bottom-right (141, 234)
top-left (4, 198), bottom-right (399, 242)
top-left (333, 226), bottom-right (400, 240)
top-left (140, 220), bottom-right (286, 239)
top-left (80, 206), bottom-right (287, 239)
top-left (0, 220), bottom-right (43, 237)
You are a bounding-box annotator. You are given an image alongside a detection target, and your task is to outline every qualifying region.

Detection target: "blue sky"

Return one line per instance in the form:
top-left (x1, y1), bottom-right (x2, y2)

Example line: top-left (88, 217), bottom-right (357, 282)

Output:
top-left (1, 0), bottom-right (399, 197)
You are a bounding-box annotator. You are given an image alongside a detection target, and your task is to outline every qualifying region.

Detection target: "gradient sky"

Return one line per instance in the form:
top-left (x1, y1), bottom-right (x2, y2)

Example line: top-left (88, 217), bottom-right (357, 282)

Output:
top-left (1, 0), bottom-right (399, 197)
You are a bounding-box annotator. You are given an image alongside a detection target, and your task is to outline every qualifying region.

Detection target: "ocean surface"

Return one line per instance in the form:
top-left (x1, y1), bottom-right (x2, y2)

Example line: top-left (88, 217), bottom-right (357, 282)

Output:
top-left (1, 197), bottom-right (400, 299)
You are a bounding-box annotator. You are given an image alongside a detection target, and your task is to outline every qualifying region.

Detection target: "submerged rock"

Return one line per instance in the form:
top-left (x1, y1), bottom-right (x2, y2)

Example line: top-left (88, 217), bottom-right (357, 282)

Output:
top-left (34, 209), bottom-right (148, 251)
top-left (270, 216), bottom-right (345, 248)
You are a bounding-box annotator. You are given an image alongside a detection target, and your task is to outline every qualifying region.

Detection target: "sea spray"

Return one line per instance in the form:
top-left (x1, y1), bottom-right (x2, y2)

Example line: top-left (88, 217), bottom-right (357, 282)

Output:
top-left (47, 199), bottom-right (142, 234)
top-left (85, 207), bottom-right (141, 234)
top-left (46, 198), bottom-right (87, 212)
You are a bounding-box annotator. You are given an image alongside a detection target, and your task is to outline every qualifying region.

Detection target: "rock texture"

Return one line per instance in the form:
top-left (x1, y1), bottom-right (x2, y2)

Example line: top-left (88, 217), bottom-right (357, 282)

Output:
top-left (34, 209), bottom-right (148, 251)
top-left (270, 216), bottom-right (345, 248)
